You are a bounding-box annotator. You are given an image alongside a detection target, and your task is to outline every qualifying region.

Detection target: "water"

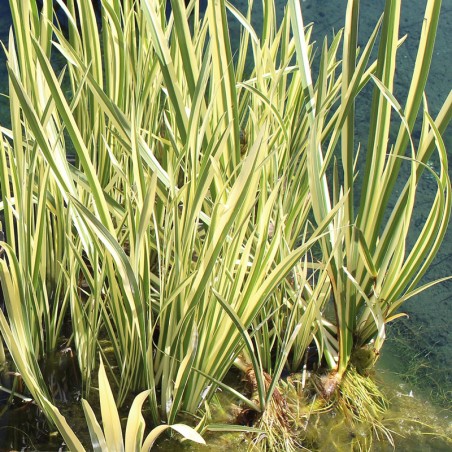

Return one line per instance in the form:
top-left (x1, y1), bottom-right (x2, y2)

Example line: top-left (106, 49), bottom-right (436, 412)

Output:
top-left (0, 0), bottom-right (11, 128)
top-left (0, 0), bottom-right (450, 449)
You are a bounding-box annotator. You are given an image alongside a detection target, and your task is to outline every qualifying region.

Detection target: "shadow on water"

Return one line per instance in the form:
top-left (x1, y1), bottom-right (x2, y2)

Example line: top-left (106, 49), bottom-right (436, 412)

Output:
top-left (0, 348), bottom-right (83, 451)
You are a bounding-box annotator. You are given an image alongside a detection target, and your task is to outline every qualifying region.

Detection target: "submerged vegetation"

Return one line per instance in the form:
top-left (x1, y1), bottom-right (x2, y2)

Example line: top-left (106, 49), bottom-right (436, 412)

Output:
top-left (0, 0), bottom-right (450, 449)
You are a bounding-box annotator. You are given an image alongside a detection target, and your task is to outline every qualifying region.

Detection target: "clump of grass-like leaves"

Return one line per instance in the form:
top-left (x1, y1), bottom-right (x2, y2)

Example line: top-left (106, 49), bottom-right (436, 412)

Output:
top-left (0, 0), bottom-right (450, 450)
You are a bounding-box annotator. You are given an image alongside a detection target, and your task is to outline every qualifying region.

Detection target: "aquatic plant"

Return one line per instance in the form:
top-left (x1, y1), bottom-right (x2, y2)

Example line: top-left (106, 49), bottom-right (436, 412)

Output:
top-left (294, 0), bottom-right (452, 388)
top-left (0, 0), bottom-right (450, 449)
top-left (0, 0), bottom-right (324, 436)
top-left (80, 359), bottom-right (205, 452)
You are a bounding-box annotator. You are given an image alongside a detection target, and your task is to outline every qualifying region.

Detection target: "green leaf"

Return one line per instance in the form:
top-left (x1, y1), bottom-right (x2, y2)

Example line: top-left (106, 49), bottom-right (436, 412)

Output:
top-left (124, 390), bottom-right (151, 451)
top-left (82, 399), bottom-right (108, 452)
top-left (98, 358), bottom-right (124, 452)
top-left (170, 424), bottom-right (205, 444)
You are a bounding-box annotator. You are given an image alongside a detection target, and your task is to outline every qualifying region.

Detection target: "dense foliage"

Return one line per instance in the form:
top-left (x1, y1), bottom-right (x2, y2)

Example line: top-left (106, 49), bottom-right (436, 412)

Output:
top-left (0, 0), bottom-right (450, 449)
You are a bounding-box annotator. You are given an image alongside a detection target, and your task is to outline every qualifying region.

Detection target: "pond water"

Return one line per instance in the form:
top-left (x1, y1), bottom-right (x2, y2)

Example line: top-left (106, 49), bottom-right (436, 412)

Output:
top-left (0, 0), bottom-right (450, 450)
